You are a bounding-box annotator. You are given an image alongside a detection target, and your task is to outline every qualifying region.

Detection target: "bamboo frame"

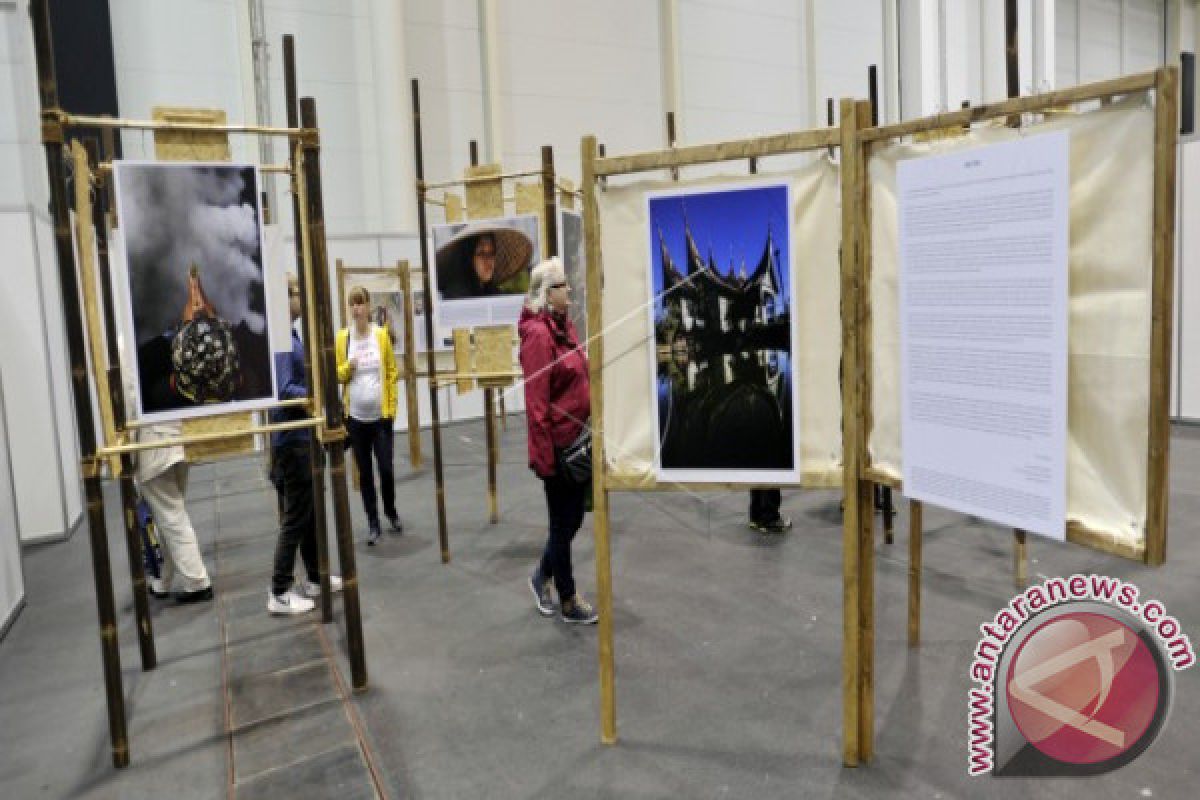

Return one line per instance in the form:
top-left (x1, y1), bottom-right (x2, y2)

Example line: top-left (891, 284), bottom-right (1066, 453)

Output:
top-left (907, 499), bottom-right (922, 647)
top-left (409, 92), bottom-right (561, 560)
top-left (284, 37), bottom-right (335, 625)
top-left (97, 418), bottom-right (321, 457)
top-left (857, 67), bottom-right (1176, 571)
top-left (86, 139), bottom-right (159, 673)
top-left (581, 113), bottom-right (847, 755)
top-left (859, 70), bottom-right (1159, 143)
top-left (56, 109), bottom-right (310, 138)
top-left (27, 11), bottom-right (372, 764)
top-left (419, 168), bottom-right (544, 191)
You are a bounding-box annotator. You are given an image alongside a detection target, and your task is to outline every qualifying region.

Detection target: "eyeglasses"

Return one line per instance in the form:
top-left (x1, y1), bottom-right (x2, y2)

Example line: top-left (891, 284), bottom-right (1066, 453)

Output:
top-left (549, 282), bottom-right (568, 289)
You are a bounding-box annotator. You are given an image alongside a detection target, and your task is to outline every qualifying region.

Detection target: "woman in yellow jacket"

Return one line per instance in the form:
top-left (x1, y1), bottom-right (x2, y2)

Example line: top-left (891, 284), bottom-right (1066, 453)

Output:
top-left (337, 286), bottom-right (401, 544)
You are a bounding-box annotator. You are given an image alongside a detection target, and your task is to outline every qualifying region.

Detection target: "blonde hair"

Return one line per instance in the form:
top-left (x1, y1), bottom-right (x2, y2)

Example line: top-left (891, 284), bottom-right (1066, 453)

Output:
top-left (525, 257), bottom-right (565, 313)
top-left (348, 285), bottom-right (369, 306)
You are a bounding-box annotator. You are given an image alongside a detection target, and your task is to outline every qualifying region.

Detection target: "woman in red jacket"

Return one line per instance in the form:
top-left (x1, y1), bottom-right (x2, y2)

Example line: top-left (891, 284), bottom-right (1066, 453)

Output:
top-left (519, 258), bottom-right (597, 624)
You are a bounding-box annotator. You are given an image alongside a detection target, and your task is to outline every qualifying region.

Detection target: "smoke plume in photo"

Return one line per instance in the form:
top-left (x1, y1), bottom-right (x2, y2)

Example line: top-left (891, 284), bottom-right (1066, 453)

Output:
top-left (113, 162), bottom-right (275, 418)
top-left (119, 164), bottom-right (265, 344)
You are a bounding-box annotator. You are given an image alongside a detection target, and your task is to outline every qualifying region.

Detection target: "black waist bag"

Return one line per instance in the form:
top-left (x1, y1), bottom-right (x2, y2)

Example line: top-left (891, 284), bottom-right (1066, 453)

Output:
top-left (556, 426), bottom-right (592, 484)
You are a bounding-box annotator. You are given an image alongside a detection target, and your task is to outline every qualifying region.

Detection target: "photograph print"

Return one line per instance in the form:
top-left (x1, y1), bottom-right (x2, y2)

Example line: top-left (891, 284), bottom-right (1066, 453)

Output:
top-left (559, 209), bottom-right (587, 341)
top-left (647, 180), bottom-right (799, 483)
top-left (113, 161), bottom-right (277, 422)
top-left (431, 214), bottom-right (540, 338)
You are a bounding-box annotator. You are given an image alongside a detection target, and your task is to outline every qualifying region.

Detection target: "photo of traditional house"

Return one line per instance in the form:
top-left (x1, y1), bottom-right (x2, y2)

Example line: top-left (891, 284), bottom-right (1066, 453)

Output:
top-left (647, 181), bottom-right (798, 482)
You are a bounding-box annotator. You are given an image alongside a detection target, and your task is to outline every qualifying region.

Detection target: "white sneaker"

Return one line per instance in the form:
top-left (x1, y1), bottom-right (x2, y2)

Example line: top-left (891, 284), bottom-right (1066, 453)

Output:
top-left (301, 575), bottom-right (344, 598)
top-left (267, 589), bottom-right (315, 615)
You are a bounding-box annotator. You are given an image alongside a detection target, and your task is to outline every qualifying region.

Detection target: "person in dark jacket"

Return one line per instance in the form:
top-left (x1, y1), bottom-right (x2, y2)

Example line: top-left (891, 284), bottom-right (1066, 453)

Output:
top-left (267, 274), bottom-right (343, 615)
top-left (519, 257), bottom-right (597, 624)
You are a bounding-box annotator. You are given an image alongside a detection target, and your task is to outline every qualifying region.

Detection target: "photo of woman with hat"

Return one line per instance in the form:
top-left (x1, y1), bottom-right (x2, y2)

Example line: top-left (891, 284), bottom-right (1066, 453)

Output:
top-left (433, 216), bottom-right (538, 300)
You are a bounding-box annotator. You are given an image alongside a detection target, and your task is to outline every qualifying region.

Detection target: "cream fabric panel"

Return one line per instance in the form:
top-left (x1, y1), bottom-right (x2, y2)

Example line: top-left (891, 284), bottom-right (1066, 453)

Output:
top-left (595, 158), bottom-right (843, 486)
top-left (868, 98), bottom-right (1155, 547)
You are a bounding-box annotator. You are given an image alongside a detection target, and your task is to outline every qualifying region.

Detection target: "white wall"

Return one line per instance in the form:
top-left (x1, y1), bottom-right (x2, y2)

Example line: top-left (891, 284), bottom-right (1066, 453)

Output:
top-left (492, 0), bottom-right (663, 185)
top-left (1, 1), bottom-right (83, 544)
top-left (0, 375), bottom-right (25, 639)
top-left (1057, 0), bottom-right (1165, 87)
top-left (811, 0), bottom-right (887, 123)
top-left (677, 0), bottom-right (804, 146)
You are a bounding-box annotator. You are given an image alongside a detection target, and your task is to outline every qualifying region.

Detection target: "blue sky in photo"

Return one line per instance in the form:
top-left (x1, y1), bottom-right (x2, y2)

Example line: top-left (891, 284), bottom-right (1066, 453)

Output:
top-left (648, 183), bottom-right (790, 313)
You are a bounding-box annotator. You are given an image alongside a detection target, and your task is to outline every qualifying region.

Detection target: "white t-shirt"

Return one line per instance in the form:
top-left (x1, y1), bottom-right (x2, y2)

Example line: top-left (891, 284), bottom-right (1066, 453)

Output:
top-left (347, 326), bottom-right (383, 422)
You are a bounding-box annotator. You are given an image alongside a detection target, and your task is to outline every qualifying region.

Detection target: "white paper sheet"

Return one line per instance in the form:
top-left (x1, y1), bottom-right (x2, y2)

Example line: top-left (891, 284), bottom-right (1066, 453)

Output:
top-left (899, 132), bottom-right (1070, 539)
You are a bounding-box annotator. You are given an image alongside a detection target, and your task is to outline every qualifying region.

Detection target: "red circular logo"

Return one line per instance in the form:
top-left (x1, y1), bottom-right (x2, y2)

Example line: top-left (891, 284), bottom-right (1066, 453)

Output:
top-left (1006, 612), bottom-right (1160, 765)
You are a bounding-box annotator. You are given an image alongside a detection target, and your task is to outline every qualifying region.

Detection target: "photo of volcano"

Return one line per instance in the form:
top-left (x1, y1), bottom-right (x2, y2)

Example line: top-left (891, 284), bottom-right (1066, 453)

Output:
top-left (647, 181), bottom-right (799, 483)
top-left (112, 162), bottom-right (277, 422)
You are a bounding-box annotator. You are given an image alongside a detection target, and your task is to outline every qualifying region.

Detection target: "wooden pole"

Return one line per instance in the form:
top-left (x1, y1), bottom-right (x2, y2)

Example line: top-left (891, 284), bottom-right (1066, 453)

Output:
top-left (908, 500), bottom-right (922, 647)
top-left (1002, 2), bottom-right (1030, 585)
top-left (1013, 529), bottom-right (1028, 588)
top-left (484, 388), bottom-right (499, 523)
top-left (299, 97), bottom-right (368, 689)
top-left (412, 79), bottom-right (452, 563)
top-left (85, 140), bottom-right (157, 671)
top-left (853, 99), bottom-right (876, 762)
top-left (1146, 66), bottom-right (1178, 566)
top-left (839, 96), bottom-right (872, 766)
top-left (399, 262), bottom-right (422, 467)
top-left (283, 35), bottom-right (333, 622)
top-left (29, 0), bottom-right (129, 768)
top-left (582, 135), bottom-right (617, 744)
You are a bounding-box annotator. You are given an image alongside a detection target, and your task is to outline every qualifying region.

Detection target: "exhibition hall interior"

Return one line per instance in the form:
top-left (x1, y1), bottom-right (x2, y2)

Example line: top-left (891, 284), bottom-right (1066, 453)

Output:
top-left (4, 1), bottom-right (1200, 798)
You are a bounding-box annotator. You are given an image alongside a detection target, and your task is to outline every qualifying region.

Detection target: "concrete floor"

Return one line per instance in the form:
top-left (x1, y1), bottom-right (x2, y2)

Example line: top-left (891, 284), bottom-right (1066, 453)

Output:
top-left (1, 416), bottom-right (1199, 799)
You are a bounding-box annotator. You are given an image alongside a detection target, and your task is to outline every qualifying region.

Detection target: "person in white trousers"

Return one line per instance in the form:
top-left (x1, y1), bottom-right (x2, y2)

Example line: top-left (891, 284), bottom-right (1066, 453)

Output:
top-left (135, 422), bottom-right (213, 603)
top-left (120, 335), bottom-right (212, 603)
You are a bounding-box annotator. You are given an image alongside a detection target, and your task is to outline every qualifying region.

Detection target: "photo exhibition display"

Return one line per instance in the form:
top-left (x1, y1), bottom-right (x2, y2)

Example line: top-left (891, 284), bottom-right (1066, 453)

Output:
top-left (431, 214), bottom-right (540, 347)
top-left (647, 181), bottom-right (800, 484)
top-left (898, 132), bottom-right (1069, 539)
top-left (112, 161), bottom-right (277, 422)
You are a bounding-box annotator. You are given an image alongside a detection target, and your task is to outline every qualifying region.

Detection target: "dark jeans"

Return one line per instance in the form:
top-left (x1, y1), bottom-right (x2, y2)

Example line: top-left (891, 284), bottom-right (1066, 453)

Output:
top-left (271, 443), bottom-right (318, 596)
top-left (539, 472), bottom-right (588, 602)
top-left (749, 488), bottom-right (782, 524)
top-left (347, 416), bottom-right (396, 525)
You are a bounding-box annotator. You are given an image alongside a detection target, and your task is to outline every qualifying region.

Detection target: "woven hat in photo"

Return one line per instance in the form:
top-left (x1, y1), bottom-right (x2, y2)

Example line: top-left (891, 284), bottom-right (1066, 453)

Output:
top-left (435, 221), bottom-right (535, 286)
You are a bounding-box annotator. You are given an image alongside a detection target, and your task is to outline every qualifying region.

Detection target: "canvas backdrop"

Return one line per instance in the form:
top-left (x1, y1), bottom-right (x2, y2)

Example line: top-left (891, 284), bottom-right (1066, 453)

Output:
top-left (595, 158), bottom-right (842, 487)
top-left (869, 98), bottom-right (1155, 549)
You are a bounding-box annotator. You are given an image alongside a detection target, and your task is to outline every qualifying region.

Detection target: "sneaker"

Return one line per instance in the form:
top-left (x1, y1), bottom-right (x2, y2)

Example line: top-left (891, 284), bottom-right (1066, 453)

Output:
top-left (749, 515), bottom-right (792, 535)
top-left (386, 513), bottom-right (404, 534)
top-left (529, 570), bottom-right (555, 617)
top-left (301, 575), bottom-right (344, 598)
top-left (561, 595), bottom-right (598, 625)
top-left (267, 589), bottom-right (315, 615)
top-left (367, 521), bottom-right (382, 546)
top-left (147, 577), bottom-right (169, 599)
top-left (175, 586), bottom-right (213, 604)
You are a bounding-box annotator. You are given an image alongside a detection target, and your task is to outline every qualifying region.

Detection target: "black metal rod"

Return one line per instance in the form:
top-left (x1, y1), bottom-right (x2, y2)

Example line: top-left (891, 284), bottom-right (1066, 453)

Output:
top-left (411, 79), bottom-right (452, 563)
top-left (541, 145), bottom-right (558, 258)
top-left (29, 0), bottom-right (128, 769)
top-left (85, 139), bottom-right (157, 671)
top-left (666, 111), bottom-right (679, 180)
top-left (1005, 0), bottom-right (1020, 99)
top-left (282, 35), bottom-right (332, 622)
top-left (868, 65), bottom-right (879, 126)
top-left (300, 97), bottom-right (368, 688)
